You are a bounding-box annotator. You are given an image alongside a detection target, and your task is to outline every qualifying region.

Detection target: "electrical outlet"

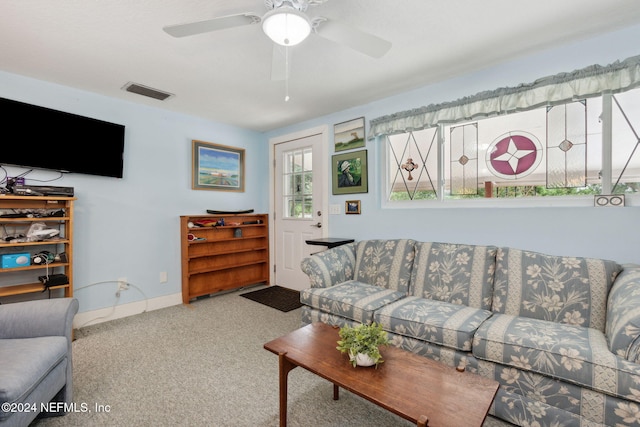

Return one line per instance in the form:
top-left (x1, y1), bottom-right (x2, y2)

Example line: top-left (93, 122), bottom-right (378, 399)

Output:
top-left (117, 277), bottom-right (129, 291)
top-left (594, 194), bottom-right (625, 207)
top-left (329, 204), bottom-right (341, 215)
top-left (159, 271), bottom-right (168, 283)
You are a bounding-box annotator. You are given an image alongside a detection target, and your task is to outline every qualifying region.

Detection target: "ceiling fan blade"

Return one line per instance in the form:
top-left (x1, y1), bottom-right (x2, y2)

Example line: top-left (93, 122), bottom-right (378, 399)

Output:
top-left (163, 13), bottom-right (260, 38)
top-left (271, 45), bottom-right (291, 81)
top-left (314, 19), bottom-right (391, 58)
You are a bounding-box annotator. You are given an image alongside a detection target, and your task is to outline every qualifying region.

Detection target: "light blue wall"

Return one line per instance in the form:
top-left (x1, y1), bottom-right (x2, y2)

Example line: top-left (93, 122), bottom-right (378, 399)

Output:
top-left (267, 24), bottom-right (640, 265)
top-left (3, 23), bottom-right (640, 316)
top-left (0, 72), bottom-right (268, 312)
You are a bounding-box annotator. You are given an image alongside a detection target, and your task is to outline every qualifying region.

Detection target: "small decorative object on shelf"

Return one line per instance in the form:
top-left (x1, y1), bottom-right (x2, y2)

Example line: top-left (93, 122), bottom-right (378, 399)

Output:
top-left (336, 322), bottom-right (389, 368)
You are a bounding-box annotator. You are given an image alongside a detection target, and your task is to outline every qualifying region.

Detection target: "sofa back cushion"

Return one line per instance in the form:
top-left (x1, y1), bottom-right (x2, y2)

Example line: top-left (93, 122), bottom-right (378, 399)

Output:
top-left (605, 267), bottom-right (640, 362)
top-left (493, 247), bottom-right (623, 331)
top-left (353, 239), bottom-right (416, 294)
top-left (409, 242), bottom-right (497, 310)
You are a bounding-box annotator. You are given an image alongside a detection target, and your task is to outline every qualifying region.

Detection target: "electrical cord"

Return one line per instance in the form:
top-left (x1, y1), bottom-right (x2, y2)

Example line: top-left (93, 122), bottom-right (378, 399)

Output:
top-left (20, 170), bottom-right (65, 183)
top-left (74, 280), bottom-right (149, 329)
top-left (3, 169), bottom-right (32, 186)
top-left (0, 166), bottom-right (65, 192)
top-left (38, 253), bottom-right (53, 280)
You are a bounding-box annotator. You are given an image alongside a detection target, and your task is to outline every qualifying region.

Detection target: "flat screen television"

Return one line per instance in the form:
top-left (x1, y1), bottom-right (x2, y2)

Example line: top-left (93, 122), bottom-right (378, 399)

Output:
top-left (0, 97), bottom-right (125, 178)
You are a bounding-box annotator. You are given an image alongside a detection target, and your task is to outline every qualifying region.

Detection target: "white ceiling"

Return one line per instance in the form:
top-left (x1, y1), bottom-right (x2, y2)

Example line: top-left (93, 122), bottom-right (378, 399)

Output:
top-left (1, 0), bottom-right (640, 133)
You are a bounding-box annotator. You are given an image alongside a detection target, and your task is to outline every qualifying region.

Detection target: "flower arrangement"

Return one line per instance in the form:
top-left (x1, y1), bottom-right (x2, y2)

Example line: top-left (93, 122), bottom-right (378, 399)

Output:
top-left (336, 322), bottom-right (389, 368)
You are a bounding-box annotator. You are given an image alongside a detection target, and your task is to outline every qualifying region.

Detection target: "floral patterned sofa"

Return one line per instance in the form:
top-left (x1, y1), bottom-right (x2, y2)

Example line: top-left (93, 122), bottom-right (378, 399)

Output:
top-left (300, 239), bottom-right (640, 427)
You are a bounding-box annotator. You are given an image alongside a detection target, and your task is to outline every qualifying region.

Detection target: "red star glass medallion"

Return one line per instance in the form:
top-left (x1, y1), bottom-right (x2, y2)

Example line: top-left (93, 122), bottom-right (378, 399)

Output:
top-left (486, 131), bottom-right (542, 180)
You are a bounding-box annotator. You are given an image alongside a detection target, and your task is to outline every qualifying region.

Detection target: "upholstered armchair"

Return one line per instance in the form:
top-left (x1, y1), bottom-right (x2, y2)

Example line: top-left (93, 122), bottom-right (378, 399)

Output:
top-left (0, 298), bottom-right (78, 427)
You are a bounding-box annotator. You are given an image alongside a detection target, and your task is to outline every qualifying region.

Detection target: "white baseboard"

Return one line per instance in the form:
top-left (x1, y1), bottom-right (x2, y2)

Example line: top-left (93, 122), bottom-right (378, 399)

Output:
top-left (73, 292), bottom-right (182, 328)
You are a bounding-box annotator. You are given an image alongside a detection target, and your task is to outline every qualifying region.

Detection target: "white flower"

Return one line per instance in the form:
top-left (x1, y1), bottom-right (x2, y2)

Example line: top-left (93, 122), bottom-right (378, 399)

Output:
top-left (559, 348), bottom-right (583, 371)
top-left (614, 402), bottom-right (640, 424)
top-left (548, 279), bottom-right (564, 292)
top-left (500, 368), bottom-right (520, 384)
top-left (563, 310), bottom-right (585, 326)
top-left (562, 257), bottom-right (581, 269)
top-left (541, 294), bottom-right (563, 312)
top-left (526, 401), bottom-right (546, 419)
top-left (455, 252), bottom-right (470, 265)
top-left (510, 355), bottom-right (532, 370)
top-left (527, 264), bottom-right (542, 278)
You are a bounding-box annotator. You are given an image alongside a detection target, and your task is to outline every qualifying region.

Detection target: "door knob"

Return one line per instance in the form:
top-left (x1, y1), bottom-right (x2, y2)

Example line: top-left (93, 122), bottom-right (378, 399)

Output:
top-left (311, 222), bottom-right (322, 228)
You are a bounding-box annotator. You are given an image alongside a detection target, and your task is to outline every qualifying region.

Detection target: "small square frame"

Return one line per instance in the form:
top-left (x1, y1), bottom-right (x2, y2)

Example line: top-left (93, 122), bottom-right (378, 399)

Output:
top-left (345, 200), bottom-right (361, 214)
top-left (192, 140), bottom-right (245, 192)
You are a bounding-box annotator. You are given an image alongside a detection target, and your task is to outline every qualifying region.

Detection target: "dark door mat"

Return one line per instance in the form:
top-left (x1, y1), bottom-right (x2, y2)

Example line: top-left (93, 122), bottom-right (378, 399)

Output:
top-left (240, 286), bottom-right (302, 312)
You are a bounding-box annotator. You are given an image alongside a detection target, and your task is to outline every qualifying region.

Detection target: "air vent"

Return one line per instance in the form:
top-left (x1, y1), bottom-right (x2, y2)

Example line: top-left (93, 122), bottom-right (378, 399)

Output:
top-left (121, 82), bottom-right (174, 101)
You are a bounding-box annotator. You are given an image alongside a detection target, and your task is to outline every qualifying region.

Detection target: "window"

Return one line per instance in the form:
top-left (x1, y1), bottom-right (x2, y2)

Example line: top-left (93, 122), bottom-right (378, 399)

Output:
top-left (282, 147), bottom-right (313, 218)
top-left (388, 128), bottom-right (438, 201)
top-left (374, 55), bottom-right (640, 206)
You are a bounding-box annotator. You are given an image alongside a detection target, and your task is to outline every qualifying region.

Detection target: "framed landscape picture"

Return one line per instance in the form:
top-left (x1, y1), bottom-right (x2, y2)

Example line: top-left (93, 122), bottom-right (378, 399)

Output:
top-left (334, 117), bottom-right (365, 152)
top-left (332, 149), bottom-right (368, 195)
top-left (192, 140), bottom-right (245, 192)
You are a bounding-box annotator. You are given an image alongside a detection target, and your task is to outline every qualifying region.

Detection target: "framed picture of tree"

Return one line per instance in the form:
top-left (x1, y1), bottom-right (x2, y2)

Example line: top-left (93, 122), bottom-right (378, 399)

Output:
top-left (334, 117), bottom-right (365, 152)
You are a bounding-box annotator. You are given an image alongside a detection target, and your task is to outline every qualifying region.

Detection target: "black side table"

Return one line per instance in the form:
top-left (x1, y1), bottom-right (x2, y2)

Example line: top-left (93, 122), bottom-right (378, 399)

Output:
top-left (305, 237), bottom-right (355, 249)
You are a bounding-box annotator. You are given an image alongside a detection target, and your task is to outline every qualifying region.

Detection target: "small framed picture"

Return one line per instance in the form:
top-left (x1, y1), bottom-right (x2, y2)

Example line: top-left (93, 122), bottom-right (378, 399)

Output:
top-left (345, 200), bottom-right (361, 214)
top-left (332, 149), bottom-right (368, 195)
top-left (192, 140), bottom-right (245, 192)
top-left (334, 117), bottom-right (365, 152)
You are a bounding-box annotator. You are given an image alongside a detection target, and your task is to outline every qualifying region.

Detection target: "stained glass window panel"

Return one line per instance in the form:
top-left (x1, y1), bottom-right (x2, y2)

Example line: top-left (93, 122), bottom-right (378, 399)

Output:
top-left (449, 124), bottom-right (478, 195)
top-left (387, 128), bottom-right (437, 200)
top-left (546, 101), bottom-right (587, 188)
top-left (611, 91), bottom-right (640, 192)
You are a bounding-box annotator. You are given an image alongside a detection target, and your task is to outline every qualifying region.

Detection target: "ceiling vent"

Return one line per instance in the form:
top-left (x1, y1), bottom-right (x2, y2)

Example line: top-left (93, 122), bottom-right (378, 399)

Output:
top-left (121, 82), bottom-right (174, 101)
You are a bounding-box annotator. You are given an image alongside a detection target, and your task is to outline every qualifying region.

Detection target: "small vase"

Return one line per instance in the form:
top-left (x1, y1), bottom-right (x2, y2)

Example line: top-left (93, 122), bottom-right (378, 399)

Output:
top-left (354, 353), bottom-right (376, 367)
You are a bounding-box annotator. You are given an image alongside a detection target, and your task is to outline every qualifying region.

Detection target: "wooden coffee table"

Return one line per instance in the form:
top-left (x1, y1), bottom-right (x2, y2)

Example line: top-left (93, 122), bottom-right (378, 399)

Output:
top-left (264, 322), bottom-right (498, 427)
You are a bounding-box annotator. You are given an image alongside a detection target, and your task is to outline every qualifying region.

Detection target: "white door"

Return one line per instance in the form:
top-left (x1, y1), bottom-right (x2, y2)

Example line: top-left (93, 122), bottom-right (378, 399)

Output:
top-left (271, 127), bottom-right (327, 291)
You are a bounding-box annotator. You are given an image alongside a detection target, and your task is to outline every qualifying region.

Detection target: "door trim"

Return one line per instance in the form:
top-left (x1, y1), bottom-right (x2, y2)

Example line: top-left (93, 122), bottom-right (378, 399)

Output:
top-left (269, 125), bottom-right (329, 287)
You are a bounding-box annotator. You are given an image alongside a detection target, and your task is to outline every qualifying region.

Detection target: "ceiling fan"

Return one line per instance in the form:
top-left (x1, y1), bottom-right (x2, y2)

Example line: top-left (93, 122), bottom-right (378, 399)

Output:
top-left (163, 0), bottom-right (392, 82)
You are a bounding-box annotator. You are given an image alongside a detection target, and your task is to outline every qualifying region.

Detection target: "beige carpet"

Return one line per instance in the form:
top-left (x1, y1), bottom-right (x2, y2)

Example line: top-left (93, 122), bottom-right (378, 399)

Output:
top-left (32, 285), bottom-right (510, 427)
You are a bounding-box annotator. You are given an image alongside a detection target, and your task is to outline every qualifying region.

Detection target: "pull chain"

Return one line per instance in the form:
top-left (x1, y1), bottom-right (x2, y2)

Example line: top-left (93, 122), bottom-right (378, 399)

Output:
top-left (284, 46), bottom-right (290, 102)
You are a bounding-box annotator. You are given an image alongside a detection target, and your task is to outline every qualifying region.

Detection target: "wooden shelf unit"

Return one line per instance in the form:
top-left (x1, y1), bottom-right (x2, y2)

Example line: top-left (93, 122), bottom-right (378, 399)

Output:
top-left (0, 195), bottom-right (75, 299)
top-left (180, 213), bottom-right (269, 304)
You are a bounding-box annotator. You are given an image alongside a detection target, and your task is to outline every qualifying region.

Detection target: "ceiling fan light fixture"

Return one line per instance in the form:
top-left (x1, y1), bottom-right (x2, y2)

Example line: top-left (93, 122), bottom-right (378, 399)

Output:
top-left (262, 7), bottom-right (311, 46)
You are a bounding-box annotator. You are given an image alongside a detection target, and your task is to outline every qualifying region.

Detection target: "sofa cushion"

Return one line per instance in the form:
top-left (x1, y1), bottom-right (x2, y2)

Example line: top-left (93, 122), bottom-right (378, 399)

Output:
top-left (409, 242), bottom-right (497, 310)
top-left (300, 242), bottom-right (356, 289)
top-left (0, 336), bottom-right (67, 413)
top-left (473, 314), bottom-right (640, 400)
top-left (300, 280), bottom-right (407, 324)
top-left (301, 306), bottom-right (363, 329)
top-left (606, 267), bottom-right (640, 362)
top-left (353, 239), bottom-right (416, 293)
top-left (493, 247), bottom-right (622, 331)
top-left (374, 296), bottom-right (493, 352)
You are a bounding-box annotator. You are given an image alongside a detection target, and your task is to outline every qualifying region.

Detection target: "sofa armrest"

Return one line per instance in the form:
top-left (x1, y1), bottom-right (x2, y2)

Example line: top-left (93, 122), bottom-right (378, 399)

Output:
top-left (606, 266), bottom-right (640, 362)
top-left (0, 298), bottom-right (78, 340)
top-left (300, 242), bottom-right (356, 288)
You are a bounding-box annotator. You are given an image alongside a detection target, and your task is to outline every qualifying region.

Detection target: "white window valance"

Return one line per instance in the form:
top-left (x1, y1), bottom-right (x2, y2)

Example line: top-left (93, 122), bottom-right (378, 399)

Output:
top-left (369, 54), bottom-right (640, 138)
